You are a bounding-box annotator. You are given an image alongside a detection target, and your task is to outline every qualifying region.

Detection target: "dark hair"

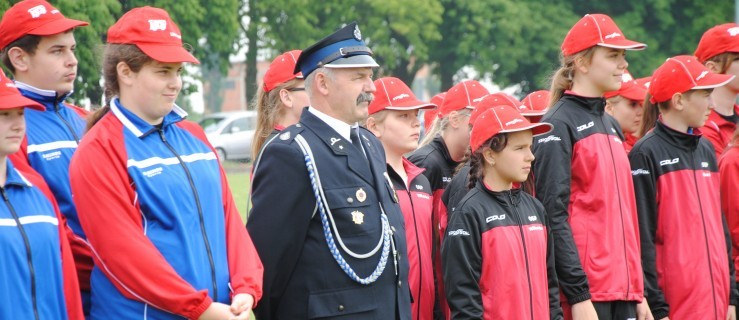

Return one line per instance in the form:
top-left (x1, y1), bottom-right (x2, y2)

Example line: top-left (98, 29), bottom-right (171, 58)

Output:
top-left (468, 133), bottom-right (508, 189)
top-left (87, 44), bottom-right (153, 131)
top-left (706, 52), bottom-right (739, 74)
top-left (548, 47), bottom-right (597, 108)
top-left (638, 90), bottom-right (699, 137)
top-left (1, 34), bottom-right (42, 73)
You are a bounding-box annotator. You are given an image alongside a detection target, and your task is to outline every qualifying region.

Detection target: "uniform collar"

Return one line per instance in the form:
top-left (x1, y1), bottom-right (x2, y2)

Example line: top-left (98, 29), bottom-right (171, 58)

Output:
top-left (308, 106), bottom-right (355, 141)
top-left (110, 97), bottom-right (187, 138)
top-left (14, 80), bottom-right (73, 108)
top-left (386, 158), bottom-right (426, 187)
top-left (654, 120), bottom-right (702, 151)
top-left (4, 159), bottom-right (33, 188)
top-left (430, 135), bottom-right (458, 166)
top-left (476, 181), bottom-right (521, 206)
top-left (563, 90), bottom-right (606, 115)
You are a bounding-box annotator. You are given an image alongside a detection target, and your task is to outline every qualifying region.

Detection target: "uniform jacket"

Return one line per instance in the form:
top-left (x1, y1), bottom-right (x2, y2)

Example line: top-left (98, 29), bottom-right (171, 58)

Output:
top-left (532, 92), bottom-right (644, 305)
top-left (720, 143), bottom-right (739, 282)
top-left (630, 121), bottom-right (737, 319)
top-left (702, 106), bottom-right (738, 159)
top-left (442, 163), bottom-right (471, 223)
top-left (1, 158), bottom-right (83, 320)
top-left (442, 184), bottom-right (562, 320)
top-left (69, 99), bottom-right (263, 319)
top-left (8, 82), bottom-right (93, 290)
top-left (248, 108), bottom-right (411, 320)
top-left (388, 158), bottom-right (434, 320)
top-left (408, 135), bottom-right (459, 319)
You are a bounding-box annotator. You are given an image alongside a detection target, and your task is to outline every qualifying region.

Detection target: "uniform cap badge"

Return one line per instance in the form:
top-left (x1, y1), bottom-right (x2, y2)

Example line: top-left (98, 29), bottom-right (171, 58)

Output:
top-left (351, 211), bottom-right (364, 225)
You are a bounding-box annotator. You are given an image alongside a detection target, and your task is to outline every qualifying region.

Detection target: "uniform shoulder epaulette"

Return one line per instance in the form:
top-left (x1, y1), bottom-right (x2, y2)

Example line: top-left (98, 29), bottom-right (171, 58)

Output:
top-left (273, 123), bottom-right (306, 144)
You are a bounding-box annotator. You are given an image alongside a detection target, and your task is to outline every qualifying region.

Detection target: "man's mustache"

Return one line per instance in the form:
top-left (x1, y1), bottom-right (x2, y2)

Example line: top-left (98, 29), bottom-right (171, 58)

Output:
top-left (357, 92), bottom-right (374, 105)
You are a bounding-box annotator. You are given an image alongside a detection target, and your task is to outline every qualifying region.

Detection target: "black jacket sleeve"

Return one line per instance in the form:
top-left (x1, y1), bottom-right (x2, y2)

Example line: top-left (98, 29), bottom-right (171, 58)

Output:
top-left (724, 214), bottom-right (739, 306)
top-left (628, 150), bottom-right (669, 318)
top-left (540, 201), bottom-right (564, 320)
top-left (247, 141), bottom-right (314, 320)
top-left (442, 200), bottom-right (483, 320)
top-left (533, 118), bottom-right (591, 304)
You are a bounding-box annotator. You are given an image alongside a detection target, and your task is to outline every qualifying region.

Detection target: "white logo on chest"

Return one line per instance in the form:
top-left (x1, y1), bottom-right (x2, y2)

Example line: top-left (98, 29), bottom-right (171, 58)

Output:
top-left (576, 121), bottom-right (594, 132)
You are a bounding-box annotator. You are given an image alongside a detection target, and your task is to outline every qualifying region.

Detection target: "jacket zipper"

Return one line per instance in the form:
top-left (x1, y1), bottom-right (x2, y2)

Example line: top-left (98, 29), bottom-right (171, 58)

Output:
top-left (158, 129), bottom-right (219, 302)
top-left (508, 191), bottom-right (534, 320)
top-left (54, 105), bottom-right (80, 143)
top-left (690, 152), bottom-right (718, 319)
top-left (404, 183), bottom-right (423, 318)
top-left (2, 188), bottom-right (40, 320)
top-left (600, 118), bottom-right (630, 298)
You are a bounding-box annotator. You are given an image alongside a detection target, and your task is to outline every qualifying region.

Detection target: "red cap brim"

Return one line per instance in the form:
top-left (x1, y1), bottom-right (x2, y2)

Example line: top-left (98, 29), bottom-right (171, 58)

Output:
top-left (501, 122), bottom-right (553, 137)
top-left (598, 39), bottom-right (647, 51)
top-left (2, 95), bottom-right (44, 111)
top-left (384, 100), bottom-right (436, 111)
top-left (618, 84), bottom-right (647, 102)
top-left (137, 44), bottom-right (200, 64)
top-left (693, 73), bottom-right (735, 90)
top-left (28, 18), bottom-right (88, 36)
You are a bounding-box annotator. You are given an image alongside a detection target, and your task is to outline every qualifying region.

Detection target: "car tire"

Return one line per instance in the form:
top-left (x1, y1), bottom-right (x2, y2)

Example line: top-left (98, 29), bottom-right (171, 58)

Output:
top-left (216, 148), bottom-right (226, 162)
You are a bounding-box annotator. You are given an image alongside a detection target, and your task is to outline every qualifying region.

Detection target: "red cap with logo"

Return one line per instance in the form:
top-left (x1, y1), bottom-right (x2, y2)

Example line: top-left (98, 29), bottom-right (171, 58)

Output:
top-left (470, 106), bottom-right (552, 152)
top-left (439, 80), bottom-right (489, 118)
top-left (695, 23), bottom-right (739, 63)
top-left (604, 70), bottom-right (647, 102)
top-left (0, 0), bottom-right (88, 50)
top-left (468, 93), bottom-right (521, 125)
top-left (0, 69), bottom-right (43, 111)
top-left (561, 14), bottom-right (646, 56)
top-left (634, 76), bottom-right (652, 91)
top-left (107, 6), bottom-right (199, 64)
top-left (423, 93), bottom-right (444, 131)
top-left (649, 55), bottom-right (735, 104)
top-left (369, 77), bottom-right (435, 115)
top-left (263, 50), bottom-right (303, 92)
top-left (521, 90), bottom-right (550, 116)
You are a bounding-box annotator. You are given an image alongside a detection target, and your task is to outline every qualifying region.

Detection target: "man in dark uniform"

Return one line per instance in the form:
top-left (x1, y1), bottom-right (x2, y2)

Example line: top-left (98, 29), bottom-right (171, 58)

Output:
top-left (247, 22), bottom-right (412, 320)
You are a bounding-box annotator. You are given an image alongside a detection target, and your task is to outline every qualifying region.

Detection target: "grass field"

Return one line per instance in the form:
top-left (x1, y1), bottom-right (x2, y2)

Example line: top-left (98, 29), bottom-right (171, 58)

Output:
top-left (223, 160), bottom-right (251, 223)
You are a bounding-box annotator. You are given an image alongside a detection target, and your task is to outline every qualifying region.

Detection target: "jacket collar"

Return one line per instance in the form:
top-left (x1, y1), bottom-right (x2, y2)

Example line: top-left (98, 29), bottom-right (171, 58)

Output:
top-left (563, 90), bottom-right (606, 115)
top-left (386, 157), bottom-right (426, 188)
top-left (654, 120), bottom-right (702, 151)
top-left (110, 97), bottom-right (187, 138)
top-left (15, 81), bottom-right (73, 110)
top-left (476, 180), bottom-right (521, 207)
top-left (430, 135), bottom-right (458, 166)
top-left (4, 159), bottom-right (33, 189)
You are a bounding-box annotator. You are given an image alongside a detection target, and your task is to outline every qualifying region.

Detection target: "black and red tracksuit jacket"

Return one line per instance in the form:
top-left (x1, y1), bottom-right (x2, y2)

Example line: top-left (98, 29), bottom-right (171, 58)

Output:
top-left (720, 144), bottom-right (739, 282)
top-left (532, 92), bottom-right (644, 306)
top-left (629, 121), bottom-right (738, 319)
top-left (442, 184), bottom-right (563, 320)
top-left (408, 135), bottom-right (460, 319)
top-left (388, 158), bottom-right (435, 320)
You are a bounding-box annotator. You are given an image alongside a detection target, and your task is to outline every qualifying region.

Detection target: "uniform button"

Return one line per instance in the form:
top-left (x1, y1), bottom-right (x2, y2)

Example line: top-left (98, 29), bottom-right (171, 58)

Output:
top-left (296, 124), bottom-right (302, 127)
top-left (398, 280), bottom-right (402, 287)
top-left (338, 304), bottom-right (345, 311)
top-left (347, 197), bottom-right (354, 203)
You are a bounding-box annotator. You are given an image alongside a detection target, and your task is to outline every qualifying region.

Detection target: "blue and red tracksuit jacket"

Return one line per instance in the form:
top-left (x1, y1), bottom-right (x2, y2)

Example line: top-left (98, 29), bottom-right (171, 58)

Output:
top-left (1, 158), bottom-right (83, 320)
top-left (8, 81), bottom-right (93, 291)
top-left (69, 98), bottom-right (263, 319)
top-left (629, 121), bottom-right (738, 319)
top-left (388, 158), bottom-right (435, 320)
top-left (532, 92), bottom-right (644, 310)
top-left (442, 184), bottom-right (563, 320)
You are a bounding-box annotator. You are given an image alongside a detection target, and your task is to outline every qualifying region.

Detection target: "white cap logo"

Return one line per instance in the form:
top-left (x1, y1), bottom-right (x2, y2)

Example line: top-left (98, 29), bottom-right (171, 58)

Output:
top-left (505, 118), bottom-right (523, 127)
top-left (27, 5), bottom-right (47, 19)
top-left (148, 20), bottom-right (167, 32)
top-left (728, 27), bottom-right (739, 37)
top-left (392, 93), bottom-right (409, 101)
top-left (604, 32), bottom-right (622, 39)
top-left (695, 70), bottom-right (709, 81)
top-left (169, 32), bottom-right (181, 39)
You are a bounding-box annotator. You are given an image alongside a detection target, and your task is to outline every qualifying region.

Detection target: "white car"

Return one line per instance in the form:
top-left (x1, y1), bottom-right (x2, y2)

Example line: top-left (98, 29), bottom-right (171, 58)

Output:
top-left (199, 111), bottom-right (257, 161)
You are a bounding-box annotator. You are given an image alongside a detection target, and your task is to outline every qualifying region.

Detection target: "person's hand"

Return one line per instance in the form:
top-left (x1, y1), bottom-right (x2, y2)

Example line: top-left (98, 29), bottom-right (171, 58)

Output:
top-left (728, 305), bottom-right (736, 320)
top-left (198, 302), bottom-right (233, 320)
top-left (571, 299), bottom-right (599, 320)
top-left (636, 299), bottom-right (654, 320)
top-left (229, 294), bottom-right (254, 320)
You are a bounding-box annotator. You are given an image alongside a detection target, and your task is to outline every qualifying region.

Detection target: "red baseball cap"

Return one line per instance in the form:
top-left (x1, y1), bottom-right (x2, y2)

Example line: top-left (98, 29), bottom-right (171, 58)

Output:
top-left (107, 7), bottom-right (199, 64)
top-left (695, 23), bottom-right (739, 63)
top-left (423, 92), bottom-right (444, 131)
top-left (470, 106), bottom-right (552, 152)
top-left (521, 90), bottom-right (550, 116)
top-left (604, 70), bottom-right (647, 102)
top-left (439, 80), bottom-right (489, 118)
top-left (0, 69), bottom-right (43, 111)
top-left (468, 93), bottom-right (524, 125)
top-left (649, 55), bottom-right (735, 104)
top-left (369, 77), bottom-right (435, 115)
top-left (0, 0), bottom-right (88, 50)
top-left (561, 14), bottom-right (646, 56)
top-left (635, 76), bottom-right (652, 90)
top-left (263, 50), bottom-right (303, 92)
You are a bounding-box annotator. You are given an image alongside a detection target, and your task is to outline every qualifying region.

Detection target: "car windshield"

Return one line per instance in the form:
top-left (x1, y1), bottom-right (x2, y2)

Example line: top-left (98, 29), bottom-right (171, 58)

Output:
top-left (199, 117), bottom-right (226, 134)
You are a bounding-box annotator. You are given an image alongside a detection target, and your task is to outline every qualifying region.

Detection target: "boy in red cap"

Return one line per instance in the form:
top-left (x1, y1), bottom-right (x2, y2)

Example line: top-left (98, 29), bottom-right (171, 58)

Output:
top-left (695, 23), bottom-right (739, 159)
top-left (0, 68), bottom-right (83, 320)
top-left (442, 106), bottom-right (562, 319)
top-left (604, 71), bottom-right (647, 152)
top-left (0, 0), bottom-right (93, 313)
top-left (365, 77), bottom-right (436, 320)
top-left (630, 55), bottom-right (737, 320)
top-left (534, 13), bottom-right (648, 319)
top-left (409, 79), bottom-right (488, 320)
top-left (69, 7), bottom-right (263, 320)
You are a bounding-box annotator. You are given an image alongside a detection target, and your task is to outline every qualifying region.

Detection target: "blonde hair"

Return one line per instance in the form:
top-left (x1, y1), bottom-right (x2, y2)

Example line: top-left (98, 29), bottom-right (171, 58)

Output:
top-left (418, 115), bottom-right (450, 146)
top-left (251, 78), bottom-right (302, 157)
top-left (548, 47), bottom-right (597, 108)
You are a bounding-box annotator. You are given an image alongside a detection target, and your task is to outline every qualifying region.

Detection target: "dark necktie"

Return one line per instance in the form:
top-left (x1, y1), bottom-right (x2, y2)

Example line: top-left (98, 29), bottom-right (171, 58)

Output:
top-left (350, 128), bottom-right (368, 160)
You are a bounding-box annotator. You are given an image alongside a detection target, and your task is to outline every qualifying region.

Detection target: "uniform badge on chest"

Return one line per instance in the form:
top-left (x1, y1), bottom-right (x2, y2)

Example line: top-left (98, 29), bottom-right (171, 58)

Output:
top-left (351, 211), bottom-right (364, 224)
top-left (356, 188), bottom-right (367, 202)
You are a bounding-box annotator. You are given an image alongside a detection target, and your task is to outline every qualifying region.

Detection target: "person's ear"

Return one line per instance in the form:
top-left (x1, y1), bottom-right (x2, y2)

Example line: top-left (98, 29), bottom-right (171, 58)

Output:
top-left (671, 92), bottom-right (685, 112)
top-left (117, 62), bottom-right (135, 87)
top-left (279, 88), bottom-right (293, 108)
top-left (315, 72), bottom-right (331, 96)
top-left (483, 148), bottom-right (496, 166)
top-left (705, 60), bottom-right (721, 74)
top-left (365, 116), bottom-right (382, 137)
top-left (7, 47), bottom-right (31, 72)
